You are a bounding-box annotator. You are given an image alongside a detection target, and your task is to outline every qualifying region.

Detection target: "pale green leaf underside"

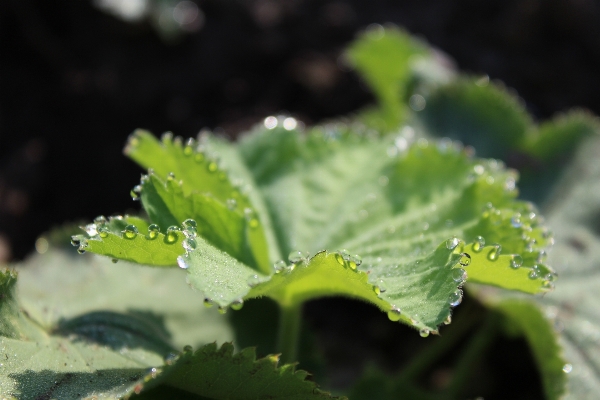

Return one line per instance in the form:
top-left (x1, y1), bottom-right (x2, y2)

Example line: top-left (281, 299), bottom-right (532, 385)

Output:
top-left (526, 135), bottom-right (600, 399)
top-left (495, 300), bottom-right (567, 400)
top-left (0, 249), bottom-right (235, 398)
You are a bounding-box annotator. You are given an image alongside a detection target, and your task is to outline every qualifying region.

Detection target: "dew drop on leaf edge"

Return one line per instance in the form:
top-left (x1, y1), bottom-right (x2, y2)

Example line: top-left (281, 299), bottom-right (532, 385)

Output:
top-left (147, 224), bottom-right (160, 240)
top-left (122, 225), bottom-right (138, 239)
top-left (510, 254), bottom-right (523, 269)
top-left (387, 308), bottom-right (401, 322)
top-left (446, 237), bottom-right (459, 250)
top-left (419, 329), bottom-right (430, 338)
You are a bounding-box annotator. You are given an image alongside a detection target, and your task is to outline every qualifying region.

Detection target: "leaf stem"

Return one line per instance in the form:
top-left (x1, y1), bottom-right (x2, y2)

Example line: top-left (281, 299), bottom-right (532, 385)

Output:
top-left (277, 303), bottom-right (302, 365)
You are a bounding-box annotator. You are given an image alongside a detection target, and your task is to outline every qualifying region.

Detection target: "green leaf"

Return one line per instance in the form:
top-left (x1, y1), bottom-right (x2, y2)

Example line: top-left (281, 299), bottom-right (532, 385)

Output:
top-left (120, 130), bottom-right (271, 274)
top-left (530, 134), bottom-right (600, 398)
top-left (138, 172), bottom-right (269, 272)
top-left (137, 343), bottom-right (344, 399)
top-left (74, 215), bottom-right (186, 266)
top-left (518, 110), bottom-right (600, 203)
top-left (346, 25), bottom-right (429, 130)
top-left (416, 77), bottom-right (533, 159)
top-left (182, 125), bottom-right (553, 331)
top-left (125, 129), bottom-right (253, 211)
top-left (494, 300), bottom-right (567, 400)
top-left (16, 249), bottom-right (234, 351)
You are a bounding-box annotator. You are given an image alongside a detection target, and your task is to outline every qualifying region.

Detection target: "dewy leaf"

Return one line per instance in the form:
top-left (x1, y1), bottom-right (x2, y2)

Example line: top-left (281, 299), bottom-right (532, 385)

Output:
top-left (138, 172), bottom-right (269, 272)
top-left (73, 215), bottom-right (186, 266)
top-left (346, 25), bottom-right (429, 130)
top-left (416, 77), bottom-right (534, 159)
top-left (182, 123), bottom-right (554, 331)
top-left (494, 300), bottom-right (567, 400)
top-left (121, 130), bottom-right (271, 274)
top-left (135, 343), bottom-right (343, 399)
top-left (522, 134), bottom-right (600, 399)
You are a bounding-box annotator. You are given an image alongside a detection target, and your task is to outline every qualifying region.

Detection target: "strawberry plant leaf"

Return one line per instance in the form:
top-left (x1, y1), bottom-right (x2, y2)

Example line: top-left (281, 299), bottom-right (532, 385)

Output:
top-left (346, 25), bottom-right (430, 130)
top-left (73, 214), bottom-right (186, 266)
top-left (178, 123), bottom-right (554, 332)
top-left (134, 343), bottom-right (343, 399)
top-left (134, 343), bottom-right (345, 400)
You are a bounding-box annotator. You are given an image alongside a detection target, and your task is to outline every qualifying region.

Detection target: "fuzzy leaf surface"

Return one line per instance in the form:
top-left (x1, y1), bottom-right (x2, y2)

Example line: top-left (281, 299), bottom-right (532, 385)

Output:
top-left (135, 343), bottom-right (343, 399)
top-left (76, 215), bottom-right (186, 266)
top-left (180, 124), bottom-right (554, 331)
top-left (527, 135), bottom-right (600, 399)
top-left (417, 78), bottom-right (533, 159)
top-left (0, 250), bottom-right (236, 400)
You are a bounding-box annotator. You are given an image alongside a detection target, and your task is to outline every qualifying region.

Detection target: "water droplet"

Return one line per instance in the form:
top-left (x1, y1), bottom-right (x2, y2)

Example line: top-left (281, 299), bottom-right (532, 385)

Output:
top-left (387, 308), bottom-right (401, 322)
top-left (288, 250), bottom-right (309, 264)
top-left (529, 266), bottom-right (540, 279)
top-left (444, 315), bottom-right (452, 325)
top-left (448, 289), bottom-right (463, 307)
top-left (446, 237), bottom-right (460, 250)
top-left (335, 253), bottom-right (346, 266)
top-left (419, 329), bottom-right (430, 338)
top-left (183, 138), bottom-right (194, 156)
top-left (537, 250), bottom-right (547, 264)
top-left (77, 247), bottom-right (86, 255)
top-left (511, 214), bottom-right (522, 228)
top-left (195, 153), bottom-right (205, 163)
top-left (373, 285), bottom-right (381, 295)
top-left (183, 237), bottom-right (197, 252)
top-left (473, 236), bottom-right (485, 252)
top-left (349, 254), bottom-right (362, 267)
top-left (147, 224), bottom-right (160, 239)
top-left (203, 299), bottom-right (213, 308)
top-left (164, 352), bottom-right (178, 365)
top-left (177, 255), bottom-right (189, 270)
top-left (83, 224), bottom-right (98, 237)
top-left (264, 116), bottom-right (278, 129)
top-left (487, 244), bottom-right (501, 261)
top-left (130, 185), bottom-right (142, 201)
top-left (376, 279), bottom-right (387, 293)
top-left (283, 117), bottom-right (297, 130)
top-left (207, 162), bottom-right (218, 173)
top-left (94, 215), bottom-right (107, 226)
top-left (111, 258), bottom-right (118, 263)
top-left (71, 235), bottom-right (82, 246)
top-left (562, 363), bottom-right (573, 374)
top-left (452, 268), bottom-right (467, 283)
top-left (510, 255), bottom-right (523, 269)
top-left (248, 218), bottom-right (259, 229)
top-left (182, 219), bottom-right (197, 229)
top-left (122, 225), bottom-right (138, 239)
top-left (167, 172), bottom-right (176, 181)
top-left (98, 226), bottom-right (109, 238)
top-left (273, 260), bottom-right (287, 272)
top-left (183, 345), bottom-right (193, 352)
top-left (458, 253), bottom-right (471, 267)
top-left (247, 274), bottom-right (261, 286)
top-left (166, 226), bottom-right (180, 243)
top-left (231, 299), bottom-right (244, 311)
top-left (218, 307), bottom-right (227, 314)
top-left (226, 198), bottom-right (237, 210)
top-left (409, 94), bottom-right (426, 111)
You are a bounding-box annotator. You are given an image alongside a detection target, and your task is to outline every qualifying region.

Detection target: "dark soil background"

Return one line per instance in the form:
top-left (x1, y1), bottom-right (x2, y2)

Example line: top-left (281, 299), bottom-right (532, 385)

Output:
top-left (2, 1), bottom-right (599, 397)
top-left (2, 0), bottom-right (600, 261)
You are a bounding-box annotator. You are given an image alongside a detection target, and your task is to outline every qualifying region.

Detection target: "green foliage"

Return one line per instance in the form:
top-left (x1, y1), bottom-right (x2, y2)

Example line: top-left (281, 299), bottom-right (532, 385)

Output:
top-left (3, 23), bottom-right (598, 399)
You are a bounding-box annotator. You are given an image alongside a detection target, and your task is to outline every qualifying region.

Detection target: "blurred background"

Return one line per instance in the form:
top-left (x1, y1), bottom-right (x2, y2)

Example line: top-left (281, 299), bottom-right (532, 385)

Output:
top-left (1, 0), bottom-right (600, 262)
